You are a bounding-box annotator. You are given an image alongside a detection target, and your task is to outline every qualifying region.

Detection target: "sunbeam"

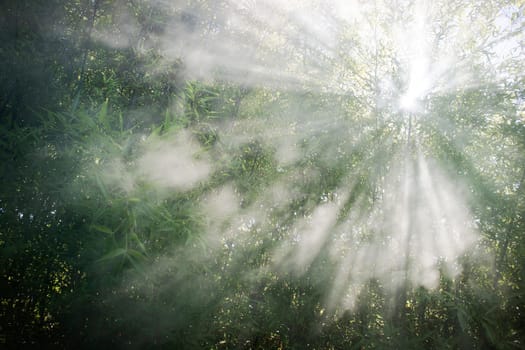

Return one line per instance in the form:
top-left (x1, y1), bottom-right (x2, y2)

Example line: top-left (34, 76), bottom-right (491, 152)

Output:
top-left (4, 0), bottom-right (525, 347)
top-left (93, 0), bottom-right (514, 310)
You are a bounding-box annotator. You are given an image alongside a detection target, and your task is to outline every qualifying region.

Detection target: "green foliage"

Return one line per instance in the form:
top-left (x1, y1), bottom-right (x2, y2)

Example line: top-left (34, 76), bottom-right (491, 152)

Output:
top-left (1, 0), bottom-right (525, 348)
top-left (229, 140), bottom-right (278, 203)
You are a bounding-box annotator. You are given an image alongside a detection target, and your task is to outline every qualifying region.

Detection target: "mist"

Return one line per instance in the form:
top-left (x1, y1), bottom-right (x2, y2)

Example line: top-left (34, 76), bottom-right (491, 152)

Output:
top-left (2, 0), bottom-right (524, 348)
top-left (92, 0), bottom-right (522, 333)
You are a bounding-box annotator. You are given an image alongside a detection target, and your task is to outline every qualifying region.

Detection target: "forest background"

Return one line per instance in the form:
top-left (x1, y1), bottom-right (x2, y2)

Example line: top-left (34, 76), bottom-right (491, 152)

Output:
top-left (1, 0), bottom-right (524, 349)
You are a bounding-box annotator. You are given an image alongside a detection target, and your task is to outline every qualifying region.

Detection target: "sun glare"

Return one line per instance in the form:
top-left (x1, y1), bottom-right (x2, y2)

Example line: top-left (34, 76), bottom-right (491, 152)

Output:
top-left (399, 91), bottom-right (418, 111)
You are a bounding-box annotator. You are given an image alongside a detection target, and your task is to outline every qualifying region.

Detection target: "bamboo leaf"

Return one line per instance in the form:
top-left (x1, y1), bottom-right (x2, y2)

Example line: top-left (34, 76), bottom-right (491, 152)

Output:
top-left (97, 248), bottom-right (127, 262)
top-left (95, 173), bottom-right (109, 200)
top-left (482, 318), bottom-right (498, 345)
top-left (91, 225), bottom-right (114, 235)
top-left (98, 99), bottom-right (110, 131)
top-left (457, 308), bottom-right (469, 331)
top-left (130, 232), bottom-right (147, 253)
top-left (127, 248), bottom-right (147, 261)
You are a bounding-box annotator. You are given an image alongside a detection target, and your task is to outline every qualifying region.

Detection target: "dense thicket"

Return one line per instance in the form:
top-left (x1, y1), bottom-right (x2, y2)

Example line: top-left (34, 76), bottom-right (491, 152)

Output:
top-left (1, 0), bottom-right (524, 349)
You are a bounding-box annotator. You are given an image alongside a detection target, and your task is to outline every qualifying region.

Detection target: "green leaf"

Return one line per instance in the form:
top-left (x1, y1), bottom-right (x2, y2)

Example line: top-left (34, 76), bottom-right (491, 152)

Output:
top-left (95, 174), bottom-right (109, 200)
top-left (481, 318), bottom-right (498, 345)
top-left (127, 248), bottom-right (147, 261)
top-left (97, 248), bottom-right (127, 262)
top-left (91, 225), bottom-right (114, 235)
top-left (130, 232), bottom-right (147, 253)
top-left (126, 254), bottom-right (146, 273)
top-left (457, 308), bottom-right (469, 331)
top-left (97, 99), bottom-right (110, 131)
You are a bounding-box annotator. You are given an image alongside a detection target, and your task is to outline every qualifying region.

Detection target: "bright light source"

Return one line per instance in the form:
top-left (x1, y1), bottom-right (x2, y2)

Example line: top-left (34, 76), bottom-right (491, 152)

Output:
top-left (399, 91), bottom-right (418, 111)
top-left (398, 55), bottom-right (431, 112)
